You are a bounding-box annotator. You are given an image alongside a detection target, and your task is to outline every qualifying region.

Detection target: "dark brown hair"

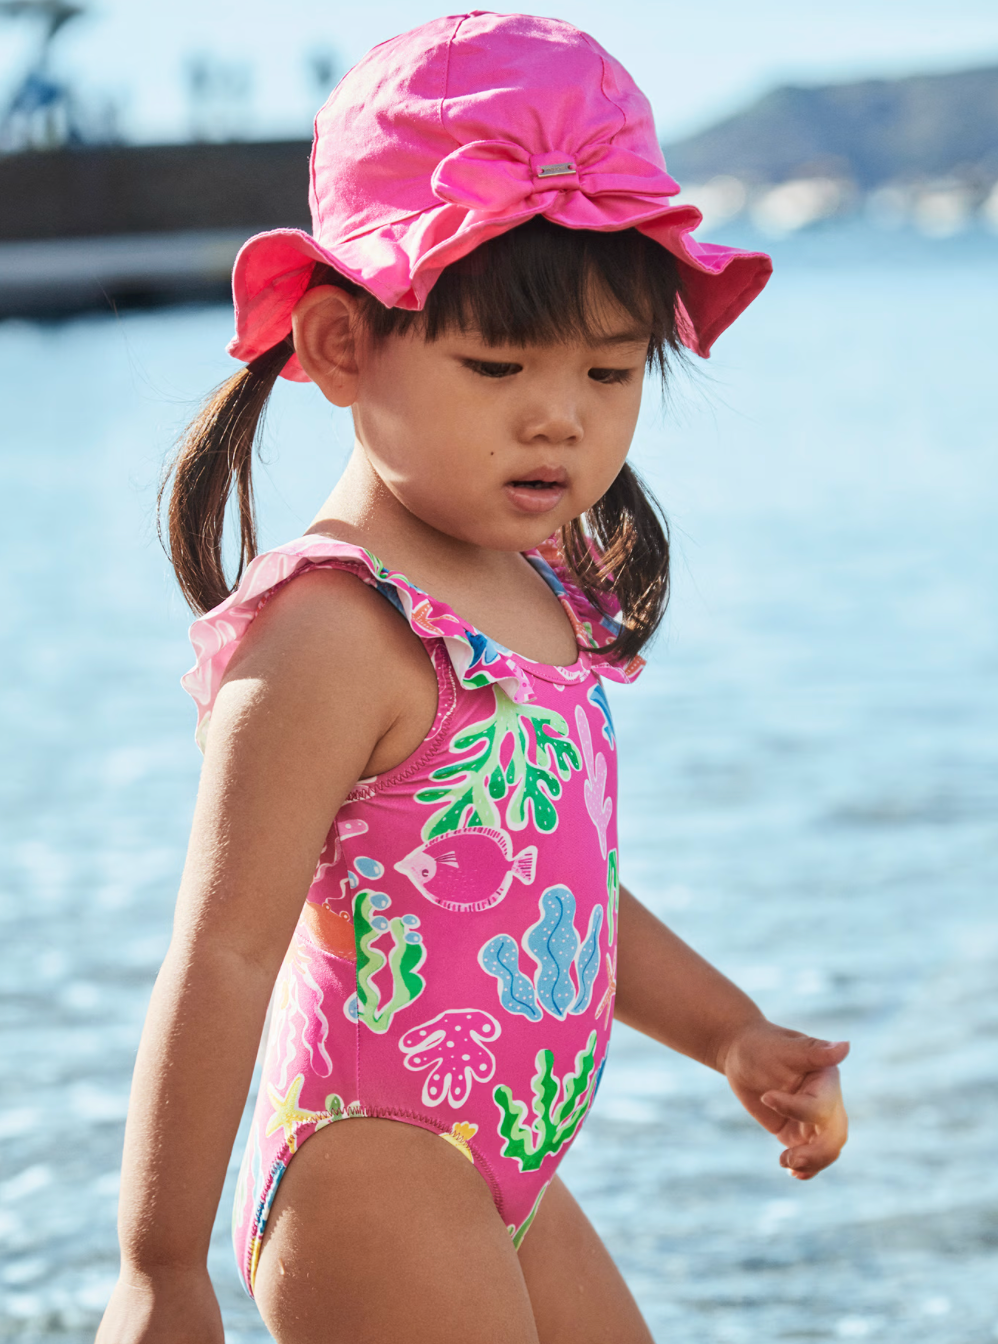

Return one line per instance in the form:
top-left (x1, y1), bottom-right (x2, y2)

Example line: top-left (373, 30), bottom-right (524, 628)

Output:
top-left (159, 216), bottom-right (684, 660)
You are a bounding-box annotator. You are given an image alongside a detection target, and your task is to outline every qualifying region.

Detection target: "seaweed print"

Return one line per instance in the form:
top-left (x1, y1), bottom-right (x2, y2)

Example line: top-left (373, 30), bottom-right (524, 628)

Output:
top-left (268, 935), bottom-right (334, 1087)
top-left (398, 1009), bottom-right (501, 1108)
top-left (586, 681), bottom-right (616, 749)
top-left (606, 848), bottom-right (619, 946)
top-left (506, 1181), bottom-right (551, 1248)
top-left (351, 890), bottom-right (426, 1033)
top-left (493, 1031), bottom-right (600, 1172)
top-left (415, 690), bottom-right (581, 839)
top-left (479, 885), bottom-right (603, 1021)
top-left (312, 818), bottom-right (369, 883)
top-left (575, 705), bottom-right (611, 858)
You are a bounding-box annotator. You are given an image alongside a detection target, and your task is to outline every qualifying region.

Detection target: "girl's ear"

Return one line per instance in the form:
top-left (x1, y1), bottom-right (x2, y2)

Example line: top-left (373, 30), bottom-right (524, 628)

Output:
top-left (291, 285), bottom-right (364, 406)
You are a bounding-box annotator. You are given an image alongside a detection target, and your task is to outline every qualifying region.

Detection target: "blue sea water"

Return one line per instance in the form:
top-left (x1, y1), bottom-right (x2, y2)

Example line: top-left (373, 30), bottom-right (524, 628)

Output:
top-left (1, 226), bottom-right (996, 1342)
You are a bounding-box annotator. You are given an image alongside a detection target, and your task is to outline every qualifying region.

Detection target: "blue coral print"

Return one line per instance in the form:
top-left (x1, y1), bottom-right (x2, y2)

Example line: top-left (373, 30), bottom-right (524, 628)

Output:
top-left (479, 885), bottom-right (604, 1022)
top-left (525, 886), bottom-right (580, 1018)
top-left (478, 934), bottom-right (543, 1021)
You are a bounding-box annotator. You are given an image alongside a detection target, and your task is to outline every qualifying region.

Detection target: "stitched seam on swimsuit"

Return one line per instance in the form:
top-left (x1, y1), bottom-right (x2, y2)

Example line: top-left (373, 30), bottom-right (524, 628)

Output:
top-left (361, 644), bottom-right (459, 793)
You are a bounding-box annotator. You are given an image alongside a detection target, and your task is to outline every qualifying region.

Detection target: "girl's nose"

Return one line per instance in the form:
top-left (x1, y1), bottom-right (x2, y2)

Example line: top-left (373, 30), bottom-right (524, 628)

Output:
top-left (518, 398), bottom-right (584, 447)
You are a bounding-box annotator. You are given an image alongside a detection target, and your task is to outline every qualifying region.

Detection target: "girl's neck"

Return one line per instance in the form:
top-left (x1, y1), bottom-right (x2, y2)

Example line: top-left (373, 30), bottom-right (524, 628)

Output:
top-left (303, 442), bottom-right (580, 667)
top-left (305, 443), bottom-right (529, 595)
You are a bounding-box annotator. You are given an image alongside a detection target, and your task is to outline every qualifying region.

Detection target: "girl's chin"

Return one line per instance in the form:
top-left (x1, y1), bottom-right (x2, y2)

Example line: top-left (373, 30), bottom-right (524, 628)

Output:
top-left (502, 482), bottom-right (567, 515)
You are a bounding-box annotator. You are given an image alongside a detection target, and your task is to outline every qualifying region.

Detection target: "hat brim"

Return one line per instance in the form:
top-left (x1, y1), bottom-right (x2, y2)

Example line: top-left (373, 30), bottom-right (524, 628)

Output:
top-left (228, 229), bottom-right (342, 382)
top-left (228, 209), bottom-right (771, 378)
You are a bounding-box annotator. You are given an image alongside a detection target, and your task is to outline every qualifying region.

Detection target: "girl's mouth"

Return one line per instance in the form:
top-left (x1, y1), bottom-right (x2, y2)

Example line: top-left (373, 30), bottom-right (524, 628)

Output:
top-left (504, 469), bottom-right (568, 514)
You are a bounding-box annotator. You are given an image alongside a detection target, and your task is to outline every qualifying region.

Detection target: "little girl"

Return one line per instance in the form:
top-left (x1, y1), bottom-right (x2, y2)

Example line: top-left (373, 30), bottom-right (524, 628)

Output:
top-left (97, 13), bottom-right (848, 1344)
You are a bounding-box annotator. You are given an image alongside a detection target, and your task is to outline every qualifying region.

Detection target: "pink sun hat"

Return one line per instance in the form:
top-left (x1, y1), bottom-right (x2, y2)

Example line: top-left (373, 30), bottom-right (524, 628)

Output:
top-left (229, 10), bottom-right (771, 381)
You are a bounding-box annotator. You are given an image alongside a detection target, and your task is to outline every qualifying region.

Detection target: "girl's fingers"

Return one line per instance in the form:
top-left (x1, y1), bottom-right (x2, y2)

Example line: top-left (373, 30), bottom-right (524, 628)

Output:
top-left (789, 1037), bottom-right (850, 1071)
top-left (780, 1117), bottom-right (848, 1177)
top-left (761, 1088), bottom-right (824, 1123)
top-left (783, 1144), bottom-right (838, 1177)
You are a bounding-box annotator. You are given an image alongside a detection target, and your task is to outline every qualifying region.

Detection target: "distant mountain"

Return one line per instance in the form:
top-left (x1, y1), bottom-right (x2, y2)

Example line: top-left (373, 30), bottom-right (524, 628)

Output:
top-left (663, 65), bottom-right (998, 188)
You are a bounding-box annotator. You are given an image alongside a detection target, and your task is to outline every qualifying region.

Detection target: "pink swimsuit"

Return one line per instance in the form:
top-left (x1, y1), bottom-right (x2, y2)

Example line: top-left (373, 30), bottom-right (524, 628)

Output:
top-left (182, 536), bottom-right (643, 1295)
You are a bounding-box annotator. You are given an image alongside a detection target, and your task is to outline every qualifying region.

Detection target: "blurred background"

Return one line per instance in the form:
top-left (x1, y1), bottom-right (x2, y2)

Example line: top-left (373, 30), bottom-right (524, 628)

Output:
top-left (1, 2), bottom-right (996, 1341)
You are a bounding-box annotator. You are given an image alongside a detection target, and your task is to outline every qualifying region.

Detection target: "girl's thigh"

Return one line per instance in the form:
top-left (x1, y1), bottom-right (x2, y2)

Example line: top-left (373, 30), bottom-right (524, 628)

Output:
top-left (254, 1116), bottom-right (541, 1344)
top-left (517, 1176), bottom-right (655, 1344)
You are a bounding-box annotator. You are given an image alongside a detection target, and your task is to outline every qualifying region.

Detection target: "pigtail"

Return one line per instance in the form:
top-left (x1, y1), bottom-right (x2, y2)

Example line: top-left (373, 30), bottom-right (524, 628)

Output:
top-left (157, 336), bottom-right (294, 614)
top-left (560, 463), bottom-right (670, 664)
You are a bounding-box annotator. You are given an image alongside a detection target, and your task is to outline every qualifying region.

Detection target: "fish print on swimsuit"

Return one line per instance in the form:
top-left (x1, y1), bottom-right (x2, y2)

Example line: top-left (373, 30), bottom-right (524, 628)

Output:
top-left (394, 826), bottom-right (537, 911)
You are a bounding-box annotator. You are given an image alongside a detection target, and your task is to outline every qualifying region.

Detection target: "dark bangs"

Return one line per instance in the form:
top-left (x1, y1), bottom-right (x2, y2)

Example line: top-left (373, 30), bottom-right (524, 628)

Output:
top-left (315, 215), bottom-right (685, 380)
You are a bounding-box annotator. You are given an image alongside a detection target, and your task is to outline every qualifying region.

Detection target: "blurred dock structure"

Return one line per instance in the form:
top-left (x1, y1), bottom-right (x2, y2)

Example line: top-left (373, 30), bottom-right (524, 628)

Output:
top-left (0, 2), bottom-right (996, 319)
top-left (0, 1), bottom-right (311, 317)
top-left (0, 139), bottom-right (310, 317)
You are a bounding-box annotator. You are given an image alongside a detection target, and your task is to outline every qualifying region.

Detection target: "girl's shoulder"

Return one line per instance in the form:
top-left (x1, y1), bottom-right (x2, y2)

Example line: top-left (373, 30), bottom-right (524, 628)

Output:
top-left (181, 535), bottom-right (644, 751)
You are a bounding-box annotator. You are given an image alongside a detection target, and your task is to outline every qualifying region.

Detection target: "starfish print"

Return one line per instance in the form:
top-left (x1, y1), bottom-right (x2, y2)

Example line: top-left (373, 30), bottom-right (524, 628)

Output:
top-left (265, 1074), bottom-right (326, 1153)
top-left (594, 953), bottom-right (617, 1031)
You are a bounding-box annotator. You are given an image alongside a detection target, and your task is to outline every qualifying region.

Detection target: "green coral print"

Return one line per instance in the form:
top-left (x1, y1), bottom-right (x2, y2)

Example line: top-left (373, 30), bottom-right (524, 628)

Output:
top-left (507, 1181), bottom-right (551, 1249)
top-left (493, 1030), bottom-right (599, 1173)
top-left (415, 689), bottom-right (582, 839)
top-left (606, 848), bottom-right (619, 945)
top-left (354, 889), bottom-right (426, 1033)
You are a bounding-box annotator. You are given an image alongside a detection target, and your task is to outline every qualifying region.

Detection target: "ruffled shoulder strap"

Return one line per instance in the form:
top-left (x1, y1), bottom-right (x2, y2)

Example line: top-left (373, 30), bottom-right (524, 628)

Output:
top-left (182, 535), bottom-right (643, 750)
top-left (526, 535), bottom-right (646, 684)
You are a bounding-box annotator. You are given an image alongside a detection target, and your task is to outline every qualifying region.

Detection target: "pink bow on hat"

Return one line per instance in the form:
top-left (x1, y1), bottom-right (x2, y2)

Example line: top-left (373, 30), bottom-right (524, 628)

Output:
top-left (430, 139), bottom-right (681, 215)
top-left (228, 12), bottom-right (771, 381)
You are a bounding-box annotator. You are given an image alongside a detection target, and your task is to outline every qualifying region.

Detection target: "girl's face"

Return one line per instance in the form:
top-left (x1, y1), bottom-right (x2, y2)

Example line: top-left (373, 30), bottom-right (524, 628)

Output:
top-left (302, 287), bottom-right (650, 553)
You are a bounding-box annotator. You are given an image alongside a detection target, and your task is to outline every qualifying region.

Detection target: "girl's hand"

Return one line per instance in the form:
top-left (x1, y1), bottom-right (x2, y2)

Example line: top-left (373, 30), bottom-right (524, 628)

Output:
top-left (720, 1021), bottom-right (849, 1180)
top-left (95, 1267), bottom-right (223, 1344)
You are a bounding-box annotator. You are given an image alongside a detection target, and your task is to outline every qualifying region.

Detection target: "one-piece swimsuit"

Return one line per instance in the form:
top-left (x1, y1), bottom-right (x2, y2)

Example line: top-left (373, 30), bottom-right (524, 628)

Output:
top-left (181, 535), bottom-right (644, 1295)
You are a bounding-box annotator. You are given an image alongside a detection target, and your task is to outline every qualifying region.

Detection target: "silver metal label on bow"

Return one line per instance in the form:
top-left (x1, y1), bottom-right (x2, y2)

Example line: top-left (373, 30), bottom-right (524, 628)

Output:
top-left (536, 162), bottom-right (576, 177)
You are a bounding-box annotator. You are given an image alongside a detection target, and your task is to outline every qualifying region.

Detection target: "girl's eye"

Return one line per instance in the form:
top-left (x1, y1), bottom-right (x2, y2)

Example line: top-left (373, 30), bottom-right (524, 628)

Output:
top-left (463, 359), bottom-right (522, 379)
top-left (588, 366), bottom-right (635, 385)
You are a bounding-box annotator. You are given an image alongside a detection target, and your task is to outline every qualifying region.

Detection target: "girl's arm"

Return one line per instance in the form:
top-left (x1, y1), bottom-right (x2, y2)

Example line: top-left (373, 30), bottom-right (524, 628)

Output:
top-left (614, 885), bottom-right (848, 1179)
top-left (97, 570), bottom-right (437, 1343)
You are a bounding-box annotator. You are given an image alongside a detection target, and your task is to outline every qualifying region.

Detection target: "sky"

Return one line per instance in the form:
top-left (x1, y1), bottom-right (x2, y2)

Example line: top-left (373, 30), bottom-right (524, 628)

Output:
top-left (2, 0), bottom-right (998, 145)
